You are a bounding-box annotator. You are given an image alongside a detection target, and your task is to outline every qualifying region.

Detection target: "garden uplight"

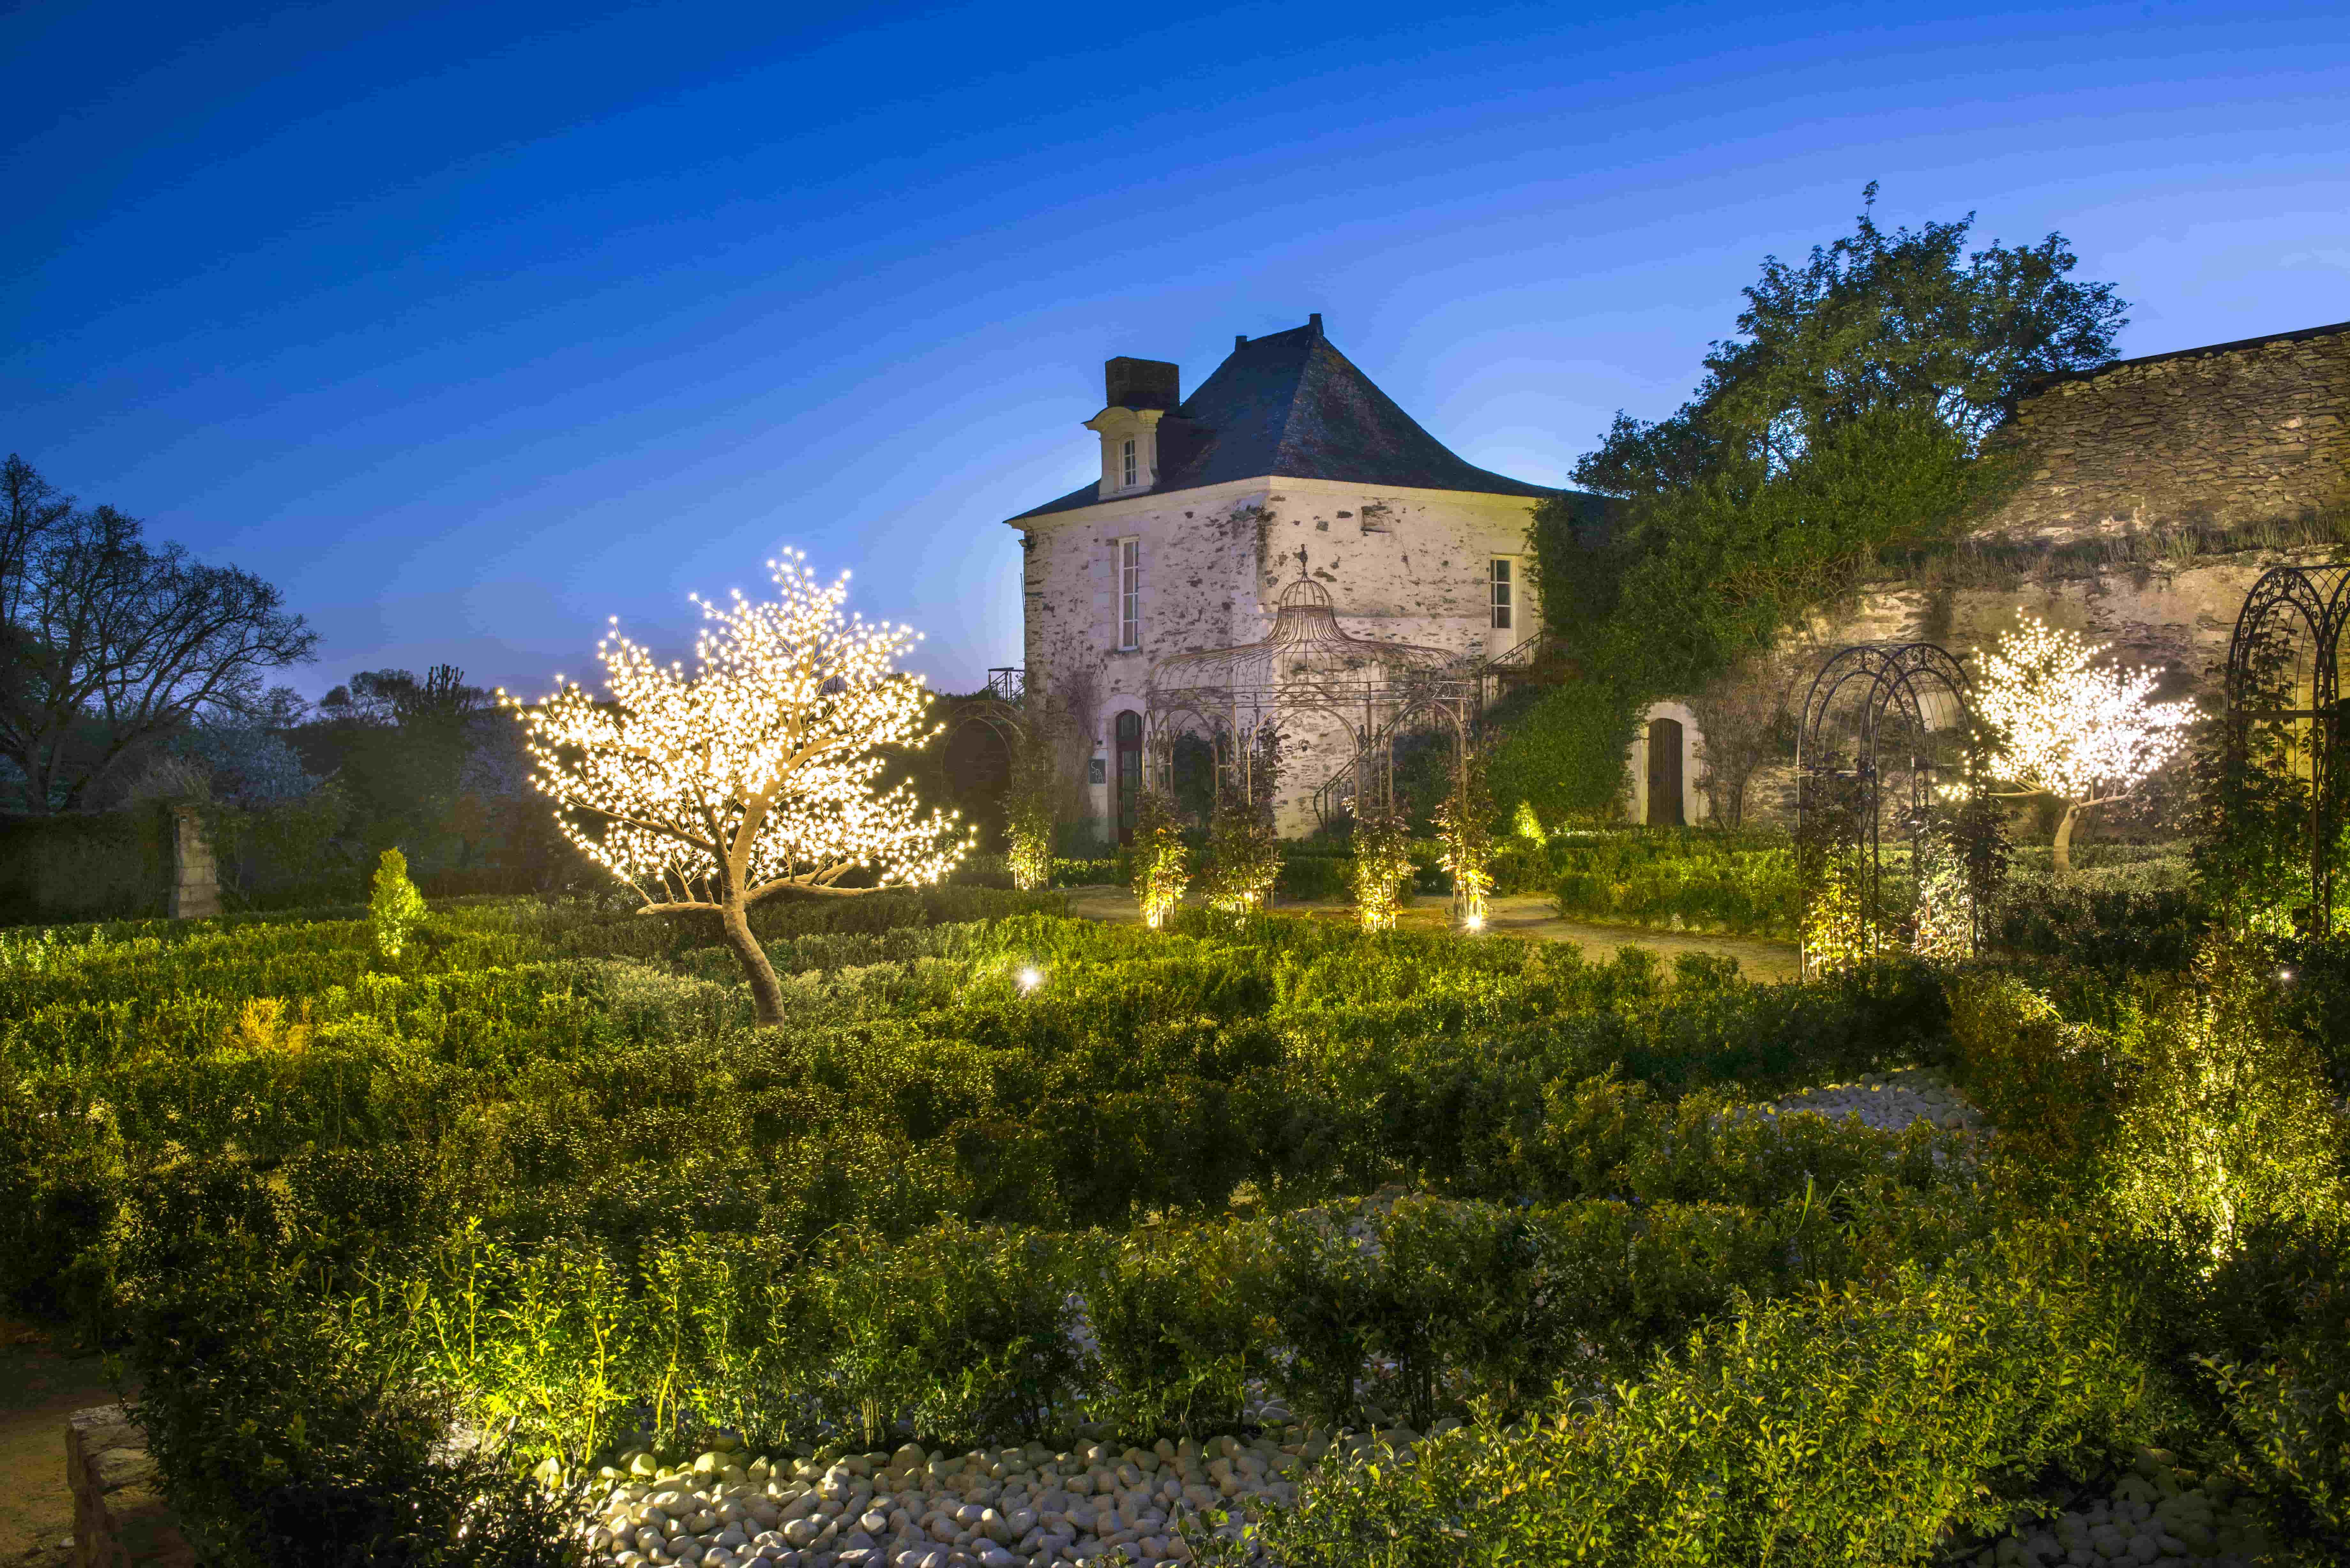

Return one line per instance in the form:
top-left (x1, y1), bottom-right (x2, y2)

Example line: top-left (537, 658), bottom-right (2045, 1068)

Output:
top-left (1017, 966), bottom-right (1043, 993)
top-left (1464, 912), bottom-right (1485, 931)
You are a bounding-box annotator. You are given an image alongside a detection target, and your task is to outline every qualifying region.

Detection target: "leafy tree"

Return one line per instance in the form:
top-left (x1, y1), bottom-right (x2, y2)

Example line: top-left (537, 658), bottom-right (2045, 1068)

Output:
top-left (0, 454), bottom-right (316, 810)
top-left (1537, 187), bottom-right (2126, 697)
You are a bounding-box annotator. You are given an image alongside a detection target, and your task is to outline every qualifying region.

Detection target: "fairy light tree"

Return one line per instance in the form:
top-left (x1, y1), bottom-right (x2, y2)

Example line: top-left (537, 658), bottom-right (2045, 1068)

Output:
top-left (504, 554), bottom-right (971, 1024)
top-left (1974, 614), bottom-right (2192, 876)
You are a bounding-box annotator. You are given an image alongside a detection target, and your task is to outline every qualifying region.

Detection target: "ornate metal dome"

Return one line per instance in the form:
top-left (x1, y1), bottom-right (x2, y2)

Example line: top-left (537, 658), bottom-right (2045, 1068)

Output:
top-left (1150, 570), bottom-right (1465, 697)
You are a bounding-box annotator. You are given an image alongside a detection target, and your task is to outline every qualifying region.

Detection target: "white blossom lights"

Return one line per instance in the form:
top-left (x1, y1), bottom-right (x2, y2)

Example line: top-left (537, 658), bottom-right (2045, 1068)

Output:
top-left (1974, 614), bottom-right (2193, 875)
top-left (500, 552), bottom-right (972, 1024)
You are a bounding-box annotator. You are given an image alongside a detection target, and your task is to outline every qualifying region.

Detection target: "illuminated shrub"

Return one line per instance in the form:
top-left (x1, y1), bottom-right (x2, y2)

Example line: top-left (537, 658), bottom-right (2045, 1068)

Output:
top-left (367, 847), bottom-right (426, 959)
top-left (2103, 941), bottom-right (2346, 1270)
top-left (1348, 811), bottom-right (1413, 932)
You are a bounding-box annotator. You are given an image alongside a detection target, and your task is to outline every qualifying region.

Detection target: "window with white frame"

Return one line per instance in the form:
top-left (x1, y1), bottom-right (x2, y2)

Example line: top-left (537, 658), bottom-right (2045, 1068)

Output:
top-left (1118, 538), bottom-right (1141, 649)
top-left (1121, 439), bottom-right (1138, 490)
top-left (1490, 557), bottom-right (1513, 631)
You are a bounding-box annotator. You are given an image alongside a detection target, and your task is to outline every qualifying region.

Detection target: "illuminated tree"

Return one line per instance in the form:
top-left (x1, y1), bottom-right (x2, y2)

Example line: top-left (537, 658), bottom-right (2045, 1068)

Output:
top-left (1974, 614), bottom-right (2191, 875)
top-left (505, 554), bottom-right (970, 1024)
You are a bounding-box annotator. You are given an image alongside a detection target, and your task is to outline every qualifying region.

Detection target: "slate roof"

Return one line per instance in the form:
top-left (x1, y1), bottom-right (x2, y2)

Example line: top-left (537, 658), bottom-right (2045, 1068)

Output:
top-left (1007, 322), bottom-right (1562, 522)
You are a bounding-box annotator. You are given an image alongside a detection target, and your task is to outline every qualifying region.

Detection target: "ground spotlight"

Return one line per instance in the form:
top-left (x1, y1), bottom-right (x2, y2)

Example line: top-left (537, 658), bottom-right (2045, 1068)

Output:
top-left (1017, 966), bottom-right (1043, 993)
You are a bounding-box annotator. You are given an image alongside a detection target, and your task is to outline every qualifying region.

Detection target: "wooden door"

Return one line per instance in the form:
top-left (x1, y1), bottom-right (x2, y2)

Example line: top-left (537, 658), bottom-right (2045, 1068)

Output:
top-left (1647, 717), bottom-right (1684, 826)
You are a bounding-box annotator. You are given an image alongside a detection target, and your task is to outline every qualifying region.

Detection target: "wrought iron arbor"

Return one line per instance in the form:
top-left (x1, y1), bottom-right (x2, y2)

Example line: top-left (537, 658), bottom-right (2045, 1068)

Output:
top-left (2224, 563), bottom-right (2350, 934)
top-left (1794, 642), bottom-right (1979, 976)
top-left (1145, 565), bottom-right (1480, 830)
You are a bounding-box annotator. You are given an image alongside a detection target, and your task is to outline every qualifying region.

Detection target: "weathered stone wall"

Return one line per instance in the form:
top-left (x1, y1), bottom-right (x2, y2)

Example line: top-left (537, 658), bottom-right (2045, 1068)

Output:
top-left (1699, 322), bottom-right (2350, 830)
top-left (66, 1405), bottom-right (193, 1568)
top-left (1980, 320), bottom-right (2349, 543)
top-left (166, 806), bottom-right (219, 920)
top-left (1018, 476), bottom-right (1540, 835)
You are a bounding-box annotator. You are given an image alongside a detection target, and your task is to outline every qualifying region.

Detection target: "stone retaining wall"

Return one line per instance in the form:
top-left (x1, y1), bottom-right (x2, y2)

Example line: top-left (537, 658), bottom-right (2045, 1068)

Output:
top-left (1979, 319), bottom-right (2349, 543)
top-left (65, 1406), bottom-right (191, 1568)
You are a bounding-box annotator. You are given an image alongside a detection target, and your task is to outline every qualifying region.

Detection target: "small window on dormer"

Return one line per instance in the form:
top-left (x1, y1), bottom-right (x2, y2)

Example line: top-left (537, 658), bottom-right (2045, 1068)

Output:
top-left (1121, 439), bottom-right (1138, 490)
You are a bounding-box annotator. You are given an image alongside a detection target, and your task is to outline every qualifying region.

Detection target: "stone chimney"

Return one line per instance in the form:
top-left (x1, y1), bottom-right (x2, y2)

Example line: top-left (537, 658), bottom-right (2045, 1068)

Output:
top-left (1104, 356), bottom-right (1180, 411)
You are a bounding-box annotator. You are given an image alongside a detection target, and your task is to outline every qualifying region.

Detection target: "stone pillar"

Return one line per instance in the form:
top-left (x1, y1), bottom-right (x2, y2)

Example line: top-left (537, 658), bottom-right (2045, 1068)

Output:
top-left (66, 1404), bottom-right (193, 1567)
top-left (167, 806), bottom-right (220, 920)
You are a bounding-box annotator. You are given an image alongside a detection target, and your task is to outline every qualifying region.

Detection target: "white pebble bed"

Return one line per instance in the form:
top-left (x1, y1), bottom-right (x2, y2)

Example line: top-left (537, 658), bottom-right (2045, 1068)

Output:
top-left (1947, 1449), bottom-right (2271, 1567)
top-left (1740, 1066), bottom-right (1989, 1138)
top-left (580, 1425), bottom-right (1351, 1568)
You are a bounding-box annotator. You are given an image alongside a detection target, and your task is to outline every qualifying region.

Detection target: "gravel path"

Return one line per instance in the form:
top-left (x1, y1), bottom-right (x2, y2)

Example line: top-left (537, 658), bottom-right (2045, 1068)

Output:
top-left (0, 1324), bottom-right (120, 1568)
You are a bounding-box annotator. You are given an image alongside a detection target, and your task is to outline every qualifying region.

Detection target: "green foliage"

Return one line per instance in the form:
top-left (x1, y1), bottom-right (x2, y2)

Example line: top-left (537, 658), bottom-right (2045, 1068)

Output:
top-left (1004, 729), bottom-right (1057, 893)
top-left (1348, 811), bottom-right (1414, 931)
top-left (1235, 1249), bottom-right (2159, 1568)
top-left (1483, 682), bottom-right (1637, 829)
top-left (1949, 940), bottom-right (2349, 1267)
top-left (1129, 789), bottom-right (1191, 928)
top-left (370, 847), bottom-right (429, 959)
top-left (1541, 187), bottom-right (2121, 700)
top-left (1546, 830), bottom-right (1802, 937)
top-left (1203, 731), bottom-right (1282, 915)
top-left (13, 852), bottom-right (2347, 1561)
top-left (1433, 757), bottom-right (1495, 924)
top-left (0, 803), bottom-right (175, 924)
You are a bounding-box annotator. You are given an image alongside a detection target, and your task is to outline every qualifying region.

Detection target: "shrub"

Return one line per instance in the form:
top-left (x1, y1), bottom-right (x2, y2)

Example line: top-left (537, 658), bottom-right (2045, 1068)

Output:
top-left (1485, 681), bottom-right (1637, 828)
top-left (2100, 942), bottom-right (2347, 1271)
top-left (370, 848), bottom-right (428, 959)
top-left (1546, 829), bottom-right (1802, 938)
top-left (1350, 812), bottom-right (1414, 932)
top-left (1235, 1253), bottom-right (2161, 1568)
top-left (1129, 790), bottom-right (1191, 928)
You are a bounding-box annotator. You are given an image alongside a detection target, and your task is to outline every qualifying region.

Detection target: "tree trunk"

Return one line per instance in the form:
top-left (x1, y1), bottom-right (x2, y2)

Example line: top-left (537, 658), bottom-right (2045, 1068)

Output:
top-left (2052, 799), bottom-right (2083, 877)
top-left (718, 896), bottom-right (789, 1026)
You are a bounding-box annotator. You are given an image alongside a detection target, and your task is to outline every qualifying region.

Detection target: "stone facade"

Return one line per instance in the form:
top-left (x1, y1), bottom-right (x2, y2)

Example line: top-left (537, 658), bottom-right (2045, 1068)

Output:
top-left (1006, 321), bottom-right (1558, 839)
top-left (1018, 478), bottom-right (1539, 835)
top-left (1979, 319), bottom-right (2349, 542)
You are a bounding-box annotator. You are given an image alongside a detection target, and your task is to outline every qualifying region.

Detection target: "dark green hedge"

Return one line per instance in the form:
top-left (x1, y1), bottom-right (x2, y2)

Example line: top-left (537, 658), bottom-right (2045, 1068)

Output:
top-left (0, 805), bottom-right (175, 926)
top-left (1484, 681), bottom-right (1638, 828)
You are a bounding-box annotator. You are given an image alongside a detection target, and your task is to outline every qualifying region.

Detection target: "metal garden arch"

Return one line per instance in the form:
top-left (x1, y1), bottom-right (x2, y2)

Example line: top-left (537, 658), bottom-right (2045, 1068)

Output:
top-left (1794, 642), bottom-right (1978, 976)
top-left (2224, 563), bottom-right (2350, 934)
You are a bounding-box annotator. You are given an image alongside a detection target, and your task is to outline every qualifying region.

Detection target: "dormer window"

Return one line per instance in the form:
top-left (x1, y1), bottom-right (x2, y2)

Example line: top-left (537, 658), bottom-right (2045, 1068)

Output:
top-left (1122, 439), bottom-right (1138, 490)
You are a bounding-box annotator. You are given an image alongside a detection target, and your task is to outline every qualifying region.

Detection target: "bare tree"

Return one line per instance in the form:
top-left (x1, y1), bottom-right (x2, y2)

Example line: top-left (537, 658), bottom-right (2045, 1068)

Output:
top-left (0, 455), bottom-right (316, 811)
top-left (1689, 639), bottom-right (1810, 828)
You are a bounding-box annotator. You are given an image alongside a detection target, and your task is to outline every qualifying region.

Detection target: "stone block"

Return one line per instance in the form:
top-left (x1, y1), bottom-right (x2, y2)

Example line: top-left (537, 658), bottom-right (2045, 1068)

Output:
top-left (66, 1404), bottom-right (194, 1568)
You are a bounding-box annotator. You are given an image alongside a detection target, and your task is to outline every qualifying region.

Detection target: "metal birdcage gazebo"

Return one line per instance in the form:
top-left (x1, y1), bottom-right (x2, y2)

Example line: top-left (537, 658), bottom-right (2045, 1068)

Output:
top-left (1146, 556), bottom-right (1479, 826)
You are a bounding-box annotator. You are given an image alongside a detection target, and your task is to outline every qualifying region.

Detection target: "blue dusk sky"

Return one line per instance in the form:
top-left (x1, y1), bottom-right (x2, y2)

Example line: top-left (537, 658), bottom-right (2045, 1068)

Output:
top-left (4, 0), bottom-right (2346, 700)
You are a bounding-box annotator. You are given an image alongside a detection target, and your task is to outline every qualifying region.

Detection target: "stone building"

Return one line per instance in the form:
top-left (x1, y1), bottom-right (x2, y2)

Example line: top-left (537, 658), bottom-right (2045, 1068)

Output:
top-left (1636, 316), bottom-right (2350, 826)
top-left (1004, 317), bottom-right (1570, 840)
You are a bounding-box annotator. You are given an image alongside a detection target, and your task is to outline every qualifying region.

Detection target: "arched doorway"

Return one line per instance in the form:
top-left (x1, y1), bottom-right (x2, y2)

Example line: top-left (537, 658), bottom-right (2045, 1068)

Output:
top-left (1114, 710), bottom-right (1143, 844)
top-left (1646, 717), bottom-right (1685, 826)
